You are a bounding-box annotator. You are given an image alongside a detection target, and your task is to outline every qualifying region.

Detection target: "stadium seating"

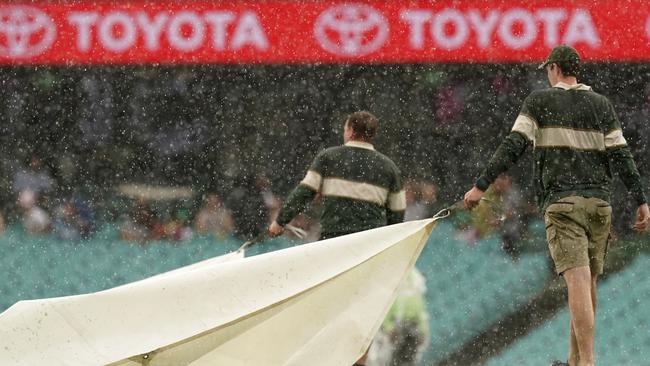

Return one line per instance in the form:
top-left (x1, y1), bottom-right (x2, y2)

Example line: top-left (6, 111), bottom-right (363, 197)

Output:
top-left (0, 225), bottom-right (269, 310)
top-left (415, 221), bottom-right (550, 364)
top-left (484, 254), bottom-right (650, 366)
top-left (0, 221), bottom-right (550, 365)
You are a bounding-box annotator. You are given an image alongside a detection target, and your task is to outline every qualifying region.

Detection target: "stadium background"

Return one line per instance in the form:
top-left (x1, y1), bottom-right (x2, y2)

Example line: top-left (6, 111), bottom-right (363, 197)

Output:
top-left (1, 1), bottom-right (649, 365)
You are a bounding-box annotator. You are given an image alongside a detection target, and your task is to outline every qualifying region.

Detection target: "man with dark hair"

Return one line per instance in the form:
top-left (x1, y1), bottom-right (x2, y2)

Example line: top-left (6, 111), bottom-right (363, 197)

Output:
top-left (464, 45), bottom-right (649, 366)
top-left (552, 53), bottom-right (580, 78)
top-left (345, 110), bottom-right (378, 141)
top-left (269, 111), bottom-right (404, 240)
top-left (269, 111), bottom-right (405, 366)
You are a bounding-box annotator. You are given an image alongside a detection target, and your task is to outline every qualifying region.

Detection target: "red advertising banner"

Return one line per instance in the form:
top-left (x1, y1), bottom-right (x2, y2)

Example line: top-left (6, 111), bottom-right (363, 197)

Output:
top-left (2, 0), bottom-right (650, 65)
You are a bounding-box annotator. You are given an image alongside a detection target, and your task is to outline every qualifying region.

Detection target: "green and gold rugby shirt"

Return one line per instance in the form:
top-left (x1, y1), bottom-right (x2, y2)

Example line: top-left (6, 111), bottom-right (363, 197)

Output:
top-left (277, 141), bottom-right (405, 237)
top-left (476, 82), bottom-right (647, 212)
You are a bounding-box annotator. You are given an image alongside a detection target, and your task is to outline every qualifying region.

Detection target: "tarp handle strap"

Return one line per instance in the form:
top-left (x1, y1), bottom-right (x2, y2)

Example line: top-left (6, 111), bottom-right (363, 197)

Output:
top-left (285, 224), bottom-right (308, 239)
top-left (236, 224), bottom-right (308, 253)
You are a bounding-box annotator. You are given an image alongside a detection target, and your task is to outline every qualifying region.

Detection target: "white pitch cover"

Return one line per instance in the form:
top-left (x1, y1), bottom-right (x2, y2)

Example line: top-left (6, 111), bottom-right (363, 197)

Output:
top-left (0, 218), bottom-right (436, 366)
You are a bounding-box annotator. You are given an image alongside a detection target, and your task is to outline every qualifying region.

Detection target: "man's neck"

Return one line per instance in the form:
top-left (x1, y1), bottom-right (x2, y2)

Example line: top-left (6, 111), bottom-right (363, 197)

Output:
top-left (556, 75), bottom-right (578, 86)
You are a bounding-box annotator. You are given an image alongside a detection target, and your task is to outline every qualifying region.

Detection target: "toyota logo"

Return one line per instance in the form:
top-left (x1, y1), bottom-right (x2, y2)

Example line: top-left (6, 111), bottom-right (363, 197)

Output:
top-left (0, 6), bottom-right (56, 58)
top-left (315, 4), bottom-right (388, 57)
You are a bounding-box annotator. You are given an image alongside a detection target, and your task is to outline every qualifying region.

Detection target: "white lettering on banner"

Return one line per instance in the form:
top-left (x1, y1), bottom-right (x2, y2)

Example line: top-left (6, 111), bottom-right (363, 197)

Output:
top-left (99, 12), bottom-right (136, 52)
top-left (467, 10), bottom-right (499, 48)
top-left (563, 9), bottom-right (600, 47)
top-left (498, 9), bottom-right (537, 49)
top-left (168, 11), bottom-right (205, 52)
top-left (232, 11), bottom-right (268, 50)
top-left (536, 9), bottom-right (566, 47)
top-left (67, 10), bottom-right (268, 53)
top-left (136, 12), bottom-right (169, 51)
top-left (400, 8), bottom-right (601, 51)
top-left (68, 12), bottom-right (98, 52)
top-left (204, 11), bottom-right (236, 50)
top-left (433, 9), bottom-right (469, 50)
top-left (400, 10), bottom-right (432, 49)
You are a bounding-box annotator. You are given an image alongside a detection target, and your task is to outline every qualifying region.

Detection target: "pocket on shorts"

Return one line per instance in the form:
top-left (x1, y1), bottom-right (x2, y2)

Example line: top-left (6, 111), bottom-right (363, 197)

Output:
top-left (596, 205), bottom-right (612, 216)
top-left (547, 201), bottom-right (575, 214)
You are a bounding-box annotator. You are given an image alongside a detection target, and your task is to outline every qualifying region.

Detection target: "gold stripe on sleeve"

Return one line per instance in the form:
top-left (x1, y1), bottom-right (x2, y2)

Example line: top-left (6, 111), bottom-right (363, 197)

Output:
top-left (604, 129), bottom-right (627, 149)
top-left (511, 114), bottom-right (537, 142)
top-left (300, 170), bottom-right (322, 191)
top-left (388, 190), bottom-right (406, 211)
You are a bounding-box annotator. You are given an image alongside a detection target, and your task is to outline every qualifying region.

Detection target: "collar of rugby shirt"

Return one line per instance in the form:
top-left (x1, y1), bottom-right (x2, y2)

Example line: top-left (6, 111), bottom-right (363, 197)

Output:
top-left (553, 81), bottom-right (592, 91)
top-left (344, 141), bottom-right (375, 150)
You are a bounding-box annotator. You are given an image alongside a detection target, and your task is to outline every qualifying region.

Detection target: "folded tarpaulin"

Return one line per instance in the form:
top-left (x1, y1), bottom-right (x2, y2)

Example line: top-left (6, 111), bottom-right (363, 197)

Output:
top-left (0, 218), bottom-right (437, 366)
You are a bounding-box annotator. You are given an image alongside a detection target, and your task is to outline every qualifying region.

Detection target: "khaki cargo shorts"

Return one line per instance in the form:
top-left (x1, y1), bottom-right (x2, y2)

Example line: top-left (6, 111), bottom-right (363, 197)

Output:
top-left (544, 196), bottom-right (612, 275)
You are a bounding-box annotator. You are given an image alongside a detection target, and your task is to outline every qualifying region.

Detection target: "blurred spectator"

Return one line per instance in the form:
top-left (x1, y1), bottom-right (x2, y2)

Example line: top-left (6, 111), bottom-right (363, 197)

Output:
top-left (624, 82), bottom-right (650, 174)
top-left (194, 193), bottom-right (234, 239)
top-left (491, 71), bottom-right (514, 103)
top-left (493, 175), bottom-right (534, 258)
top-left (53, 196), bottom-right (96, 241)
top-left (18, 189), bottom-right (51, 235)
top-left (464, 174), bottom-right (533, 256)
top-left (12, 154), bottom-right (55, 195)
top-left (368, 268), bottom-right (430, 366)
top-left (404, 181), bottom-right (438, 221)
top-left (119, 199), bottom-right (161, 242)
top-left (404, 183), bottom-right (420, 221)
top-left (0, 210), bottom-right (6, 235)
top-left (165, 208), bottom-right (193, 242)
top-left (229, 173), bottom-right (268, 240)
top-left (256, 173), bottom-right (282, 223)
top-left (455, 175), bottom-right (509, 245)
top-left (435, 85), bottom-right (464, 126)
top-left (469, 189), bottom-right (503, 240)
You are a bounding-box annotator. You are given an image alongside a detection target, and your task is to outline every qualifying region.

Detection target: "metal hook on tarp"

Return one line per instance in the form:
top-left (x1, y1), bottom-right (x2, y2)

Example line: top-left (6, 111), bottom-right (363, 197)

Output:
top-left (432, 199), bottom-right (464, 220)
top-left (431, 197), bottom-right (505, 222)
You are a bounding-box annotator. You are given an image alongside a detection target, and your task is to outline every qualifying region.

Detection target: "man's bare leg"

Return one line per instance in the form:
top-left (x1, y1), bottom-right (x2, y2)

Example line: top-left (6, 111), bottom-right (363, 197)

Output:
top-left (563, 266), bottom-right (595, 366)
top-left (568, 319), bottom-right (579, 366)
top-left (568, 275), bottom-right (598, 366)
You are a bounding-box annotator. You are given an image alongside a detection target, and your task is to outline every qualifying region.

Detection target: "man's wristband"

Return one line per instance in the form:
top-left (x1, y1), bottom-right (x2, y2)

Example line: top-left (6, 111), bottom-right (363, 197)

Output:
top-left (475, 177), bottom-right (491, 192)
top-left (275, 216), bottom-right (289, 227)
